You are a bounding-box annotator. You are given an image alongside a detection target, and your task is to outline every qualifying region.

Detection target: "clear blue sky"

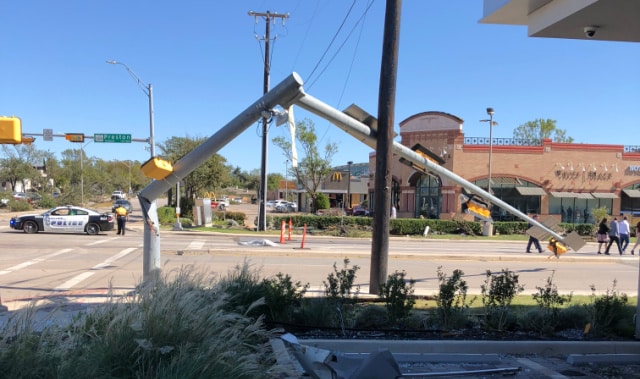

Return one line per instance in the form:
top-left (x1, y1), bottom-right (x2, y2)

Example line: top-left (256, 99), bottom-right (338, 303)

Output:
top-left (3, 1), bottom-right (639, 177)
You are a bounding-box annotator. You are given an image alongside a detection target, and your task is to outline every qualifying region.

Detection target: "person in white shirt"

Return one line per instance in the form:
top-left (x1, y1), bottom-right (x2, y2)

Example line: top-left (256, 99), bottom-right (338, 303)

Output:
top-left (618, 216), bottom-right (631, 253)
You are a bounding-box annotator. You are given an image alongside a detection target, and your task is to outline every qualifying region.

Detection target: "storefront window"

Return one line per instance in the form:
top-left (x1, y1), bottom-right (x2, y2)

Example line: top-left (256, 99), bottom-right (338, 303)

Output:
top-left (472, 178), bottom-right (541, 221)
top-left (415, 175), bottom-right (441, 219)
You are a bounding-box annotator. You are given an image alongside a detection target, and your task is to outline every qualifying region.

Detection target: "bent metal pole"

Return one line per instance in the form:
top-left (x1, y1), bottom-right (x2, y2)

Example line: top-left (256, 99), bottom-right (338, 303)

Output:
top-left (294, 92), bottom-right (565, 244)
top-left (137, 72), bottom-right (305, 282)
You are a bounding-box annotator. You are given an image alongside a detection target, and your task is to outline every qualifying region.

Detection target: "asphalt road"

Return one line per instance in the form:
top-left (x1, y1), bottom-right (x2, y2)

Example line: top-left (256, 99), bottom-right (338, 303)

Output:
top-left (2, 204), bottom-right (640, 378)
top-left (0, 217), bottom-right (638, 311)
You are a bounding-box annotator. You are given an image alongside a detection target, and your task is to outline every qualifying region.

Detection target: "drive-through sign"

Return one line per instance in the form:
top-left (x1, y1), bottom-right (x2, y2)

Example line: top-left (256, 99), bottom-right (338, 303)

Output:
top-left (94, 133), bottom-right (132, 143)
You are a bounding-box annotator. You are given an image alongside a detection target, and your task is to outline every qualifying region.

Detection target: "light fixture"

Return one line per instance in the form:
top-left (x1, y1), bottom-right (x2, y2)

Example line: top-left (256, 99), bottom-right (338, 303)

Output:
top-left (614, 164), bottom-right (619, 173)
top-left (569, 162), bottom-right (574, 172)
top-left (271, 107), bottom-right (290, 126)
top-left (581, 163), bottom-right (586, 172)
top-left (556, 163), bottom-right (565, 170)
top-left (602, 164), bottom-right (608, 172)
top-left (591, 163), bottom-right (597, 172)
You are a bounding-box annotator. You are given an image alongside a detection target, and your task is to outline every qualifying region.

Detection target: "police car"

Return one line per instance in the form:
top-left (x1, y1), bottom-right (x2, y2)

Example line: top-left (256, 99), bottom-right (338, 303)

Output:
top-left (9, 205), bottom-right (115, 235)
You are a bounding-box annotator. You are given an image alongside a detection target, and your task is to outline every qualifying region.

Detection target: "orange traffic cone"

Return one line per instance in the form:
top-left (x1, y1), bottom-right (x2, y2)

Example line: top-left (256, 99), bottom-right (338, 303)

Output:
top-left (288, 219), bottom-right (293, 241)
top-left (300, 224), bottom-right (307, 249)
top-left (280, 220), bottom-right (286, 244)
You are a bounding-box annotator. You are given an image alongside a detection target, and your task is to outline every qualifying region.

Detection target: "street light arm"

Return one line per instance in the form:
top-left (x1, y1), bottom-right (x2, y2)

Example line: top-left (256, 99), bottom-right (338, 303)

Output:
top-left (106, 60), bottom-right (150, 96)
top-left (480, 119), bottom-right (499, 126)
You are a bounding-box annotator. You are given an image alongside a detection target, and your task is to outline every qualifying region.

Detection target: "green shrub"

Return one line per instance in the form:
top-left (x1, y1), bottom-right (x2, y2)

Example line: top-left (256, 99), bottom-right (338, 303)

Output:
top-left (0, 266), bottom-right (277, 378)
top-left (323, 258), bottom-right (360, 302)
top-left (261, 273), bottom-right (309, 323)
top-left (213, 210), bottom-right (246, 224)
top-left (323, 258), bottom-right (361, 334)
top-left (585, 280), bottom-right (630, 337)
top-left (379, 270), bottom-right (416, 323)
top-left (480, 269), bottom-right (524, 331)
top-left (36, 195), bottom-right (57, 209)
top-left (157, 206), bottom-right (178, 225)
top-left (435, 267), bottom-right (472, 329)
top-left (8, 198), bottom-right (32, 212)
top-left (315, 193), bottom-right (330, 210)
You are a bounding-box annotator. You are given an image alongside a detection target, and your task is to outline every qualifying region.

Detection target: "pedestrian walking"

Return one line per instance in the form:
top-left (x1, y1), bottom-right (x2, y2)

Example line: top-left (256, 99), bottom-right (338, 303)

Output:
top-left (526, 214), bottom-right (543, 253)
top-left (630, 221), bottom-right (640, 256)
top-left (596, 218), bottom-right (609, 254)
top-left (618, 216), bottom-right (631, 253)
top-left (604, 217), bottom-right (622, 255)
top-left (115, 203), bottom-right (129, 236)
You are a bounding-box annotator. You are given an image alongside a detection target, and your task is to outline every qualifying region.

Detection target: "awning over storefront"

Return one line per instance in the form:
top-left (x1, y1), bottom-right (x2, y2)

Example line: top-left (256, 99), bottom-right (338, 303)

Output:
top-left (516, 186), bottom-right (547, 196)
top-left (623, 189), bottom-right (640, 198)
top-left (591, 192), bottom-right (618, 199)
top-left (549, 192), bottom-right (594, 199)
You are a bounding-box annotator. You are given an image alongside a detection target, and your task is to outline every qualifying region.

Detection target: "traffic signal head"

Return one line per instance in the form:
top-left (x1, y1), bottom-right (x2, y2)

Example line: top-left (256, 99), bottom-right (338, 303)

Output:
top-left (0, 116), bottom-right (22, 144)
top-left (65, 133), bottom-right (85, 143)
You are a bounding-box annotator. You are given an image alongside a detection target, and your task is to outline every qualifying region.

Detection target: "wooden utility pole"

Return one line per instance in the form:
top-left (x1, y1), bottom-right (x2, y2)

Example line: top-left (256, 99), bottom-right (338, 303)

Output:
top-left (248, 10), bottom-right (289, 231)
top-left (370, 0), bottom-right (402, 294)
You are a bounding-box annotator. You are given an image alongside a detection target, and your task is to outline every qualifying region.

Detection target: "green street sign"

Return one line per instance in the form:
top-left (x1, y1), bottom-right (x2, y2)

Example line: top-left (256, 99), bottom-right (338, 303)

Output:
top-left (94, 133), bottom-right (132, 143)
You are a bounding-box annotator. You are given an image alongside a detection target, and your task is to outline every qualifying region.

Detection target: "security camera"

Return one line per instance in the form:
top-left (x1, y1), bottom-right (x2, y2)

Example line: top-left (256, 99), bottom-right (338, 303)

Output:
top-left (584, 26), bottom-right (598, 38)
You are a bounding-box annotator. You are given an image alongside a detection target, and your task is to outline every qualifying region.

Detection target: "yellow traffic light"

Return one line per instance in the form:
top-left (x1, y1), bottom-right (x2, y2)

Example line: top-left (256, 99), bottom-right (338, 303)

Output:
top-left (141, 157), bottom-right (173, 180)
top-left (0, 116), bottom-right (22, 144)
top-left (21, 137), bottom-right (36, 145)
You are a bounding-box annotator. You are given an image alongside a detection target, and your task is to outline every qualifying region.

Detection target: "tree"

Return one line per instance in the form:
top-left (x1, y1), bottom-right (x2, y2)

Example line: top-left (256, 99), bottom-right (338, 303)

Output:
top-left (512, 119), bottom-right (574, 144)
top-left (273, 118), bottom-right (337, 212)
top-left (0, 144), bottom-right (48, 192)
top-left (157, 136), bottom-right (232, 206)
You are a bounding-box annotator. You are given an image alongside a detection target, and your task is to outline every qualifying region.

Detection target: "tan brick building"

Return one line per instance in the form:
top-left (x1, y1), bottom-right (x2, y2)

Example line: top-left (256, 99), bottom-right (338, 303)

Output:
top-left (368, 111), bottom-right (640, 223)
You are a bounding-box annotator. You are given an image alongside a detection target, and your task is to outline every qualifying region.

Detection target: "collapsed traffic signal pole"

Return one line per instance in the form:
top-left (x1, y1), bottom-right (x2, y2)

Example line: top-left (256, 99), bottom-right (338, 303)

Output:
top-left (136, 71), bottom-right (580, 284)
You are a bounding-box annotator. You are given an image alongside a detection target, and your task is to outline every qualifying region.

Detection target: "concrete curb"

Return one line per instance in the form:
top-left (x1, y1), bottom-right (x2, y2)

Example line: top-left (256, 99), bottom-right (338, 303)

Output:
top-left (298, 339), bottom-right (640, 356)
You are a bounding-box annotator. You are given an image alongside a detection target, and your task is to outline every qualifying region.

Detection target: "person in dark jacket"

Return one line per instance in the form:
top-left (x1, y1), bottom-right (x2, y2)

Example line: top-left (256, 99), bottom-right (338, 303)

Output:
top-left (526, 214), bottom-right (543, 253)
top-left (604, 217), bottom-right (622, 255)
top-left (596, 218), bottom-right (609, 254)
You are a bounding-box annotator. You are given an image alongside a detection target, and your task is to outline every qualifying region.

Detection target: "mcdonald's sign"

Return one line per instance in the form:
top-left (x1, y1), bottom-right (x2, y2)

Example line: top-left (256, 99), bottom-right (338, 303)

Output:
top-left (331, 171), bottom-right (343, 182)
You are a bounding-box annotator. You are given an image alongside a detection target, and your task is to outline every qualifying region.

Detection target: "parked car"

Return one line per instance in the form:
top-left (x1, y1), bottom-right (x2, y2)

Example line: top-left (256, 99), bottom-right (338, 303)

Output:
top-left (111, 190), bottom-right (127, 200)
top-left (210, 196), bottom-right (230, 210)
top-left (9, 205), bottom-right (115, 235)
top-left (112, 199), bottom-right (133, 214)
top-left (351, 205), bottom-right (370, 216)
top-left (13, 192), bottom-right (28, 201)
top-left (275, 201), bottom-right (297, 213)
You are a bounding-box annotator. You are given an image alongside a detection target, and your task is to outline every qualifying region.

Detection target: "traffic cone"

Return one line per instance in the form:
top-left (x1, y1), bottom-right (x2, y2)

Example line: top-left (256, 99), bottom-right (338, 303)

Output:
top-left (279, 220), bottom-right (285, 243)
top-left (288, 219), bottom-right (293, 241)
top-left (300, 224), bottom-right (307, 249)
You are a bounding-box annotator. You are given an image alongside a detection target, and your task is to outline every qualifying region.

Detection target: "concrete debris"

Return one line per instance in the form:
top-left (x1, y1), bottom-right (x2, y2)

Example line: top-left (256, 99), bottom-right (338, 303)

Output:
top-left (237, 239), bottom-right (279, 247)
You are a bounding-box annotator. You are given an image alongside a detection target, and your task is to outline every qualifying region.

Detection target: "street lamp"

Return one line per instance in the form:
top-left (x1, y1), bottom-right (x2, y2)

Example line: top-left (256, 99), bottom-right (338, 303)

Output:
top-left (480, 108), bottom-right (497, 194)
top-left (285, 159), bottom-right (289, 201)
top-left (106, 60), bottom-right (155, 157)
top-left (79, 141), bottom-right (92, 206)
top-left (115, 160), bottom-right (132, 194)
top-left (347, 161), bottom-right (353, 209)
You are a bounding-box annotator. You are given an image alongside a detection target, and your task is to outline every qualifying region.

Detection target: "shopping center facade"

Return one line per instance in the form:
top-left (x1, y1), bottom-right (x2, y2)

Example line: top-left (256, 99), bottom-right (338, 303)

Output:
top-left (367, 111), bottom-right (640, 223)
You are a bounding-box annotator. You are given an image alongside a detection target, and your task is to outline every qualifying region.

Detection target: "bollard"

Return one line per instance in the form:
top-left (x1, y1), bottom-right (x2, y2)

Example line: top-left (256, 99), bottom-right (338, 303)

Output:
top-left (300, 224), bottom-right (307, 249)
top-left (280, 220), bottom-right (286, 244)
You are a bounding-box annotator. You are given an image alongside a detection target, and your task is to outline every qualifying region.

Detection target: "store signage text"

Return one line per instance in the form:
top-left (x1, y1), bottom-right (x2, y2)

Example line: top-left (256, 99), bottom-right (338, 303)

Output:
top-left (554, 170), bottom-right (612, 182)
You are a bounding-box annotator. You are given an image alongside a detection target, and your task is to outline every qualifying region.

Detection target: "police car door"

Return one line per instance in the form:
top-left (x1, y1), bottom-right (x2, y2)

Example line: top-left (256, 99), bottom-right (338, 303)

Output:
top-left (44, 208), bottom-right (71, 233)
top-left (68, 208), bottom-right (90, 233)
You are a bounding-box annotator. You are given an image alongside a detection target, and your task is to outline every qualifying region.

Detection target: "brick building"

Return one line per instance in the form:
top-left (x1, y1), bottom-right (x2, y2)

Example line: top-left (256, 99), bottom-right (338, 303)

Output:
top-left (368, 111), bottom-right (640, 223)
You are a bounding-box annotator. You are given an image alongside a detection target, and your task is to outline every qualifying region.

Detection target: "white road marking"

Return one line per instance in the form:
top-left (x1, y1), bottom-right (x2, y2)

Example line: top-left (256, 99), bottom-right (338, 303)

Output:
top-left (92, 248), bottom-right (137, 269)
top-left (55, 247), bottom-right (138, 290)
top-left (86, 238), bottom-right (115, 246)
top-left (187, 240), bottom-right (206, 250)
top-left (55, 272), bottom-right (95, 290)
top-left (0, 248), bottom-right (73, 276)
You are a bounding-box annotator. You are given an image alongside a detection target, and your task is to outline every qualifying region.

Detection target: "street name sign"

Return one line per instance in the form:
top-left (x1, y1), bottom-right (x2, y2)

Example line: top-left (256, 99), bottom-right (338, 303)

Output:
top-left (94, 133), bottom-right (132, 143)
